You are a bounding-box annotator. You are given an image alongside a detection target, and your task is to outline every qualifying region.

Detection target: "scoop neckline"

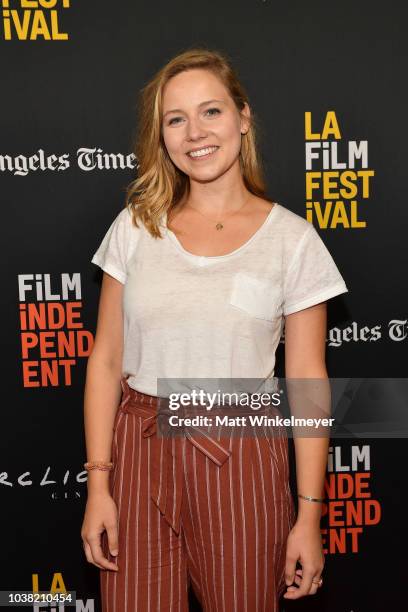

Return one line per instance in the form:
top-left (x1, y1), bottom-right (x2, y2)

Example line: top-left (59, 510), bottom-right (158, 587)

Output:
top-left (164, 202), bottom-right (280, 261)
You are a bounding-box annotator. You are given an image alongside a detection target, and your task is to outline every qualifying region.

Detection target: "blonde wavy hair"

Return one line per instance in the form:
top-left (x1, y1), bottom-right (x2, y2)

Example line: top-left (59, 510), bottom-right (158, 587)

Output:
top-left (125, 46), bottom-right (274, 238)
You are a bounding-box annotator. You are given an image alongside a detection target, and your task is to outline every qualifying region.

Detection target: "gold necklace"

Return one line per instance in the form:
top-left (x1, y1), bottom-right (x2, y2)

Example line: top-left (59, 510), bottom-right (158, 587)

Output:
top-left (185, 197), bottom-right (250, 230)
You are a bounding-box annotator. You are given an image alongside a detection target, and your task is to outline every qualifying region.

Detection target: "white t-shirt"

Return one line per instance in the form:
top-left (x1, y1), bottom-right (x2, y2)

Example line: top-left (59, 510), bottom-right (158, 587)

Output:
top-left (91, 202), bottom-right (348, 396)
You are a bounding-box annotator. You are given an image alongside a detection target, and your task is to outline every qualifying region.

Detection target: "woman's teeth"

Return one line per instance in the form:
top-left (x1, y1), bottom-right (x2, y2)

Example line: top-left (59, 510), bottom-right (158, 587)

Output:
top-left (188, 146), bottom-right (219, 158)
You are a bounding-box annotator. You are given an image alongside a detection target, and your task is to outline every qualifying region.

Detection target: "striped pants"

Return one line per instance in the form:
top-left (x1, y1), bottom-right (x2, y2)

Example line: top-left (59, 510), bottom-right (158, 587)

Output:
top-left (100, 378), bottom-right (296, 612)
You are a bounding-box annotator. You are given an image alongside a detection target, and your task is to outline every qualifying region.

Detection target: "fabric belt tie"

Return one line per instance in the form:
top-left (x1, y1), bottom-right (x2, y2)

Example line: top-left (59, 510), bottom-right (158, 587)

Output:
top-left (118, 377), bottom-right (232, 535)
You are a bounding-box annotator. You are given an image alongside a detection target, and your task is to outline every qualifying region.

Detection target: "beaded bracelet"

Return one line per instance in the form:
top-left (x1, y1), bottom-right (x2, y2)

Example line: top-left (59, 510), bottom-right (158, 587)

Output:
top-left (298, 493), bottom-right (325, 503)
top-left (84, 461), bottom-right (114, 471)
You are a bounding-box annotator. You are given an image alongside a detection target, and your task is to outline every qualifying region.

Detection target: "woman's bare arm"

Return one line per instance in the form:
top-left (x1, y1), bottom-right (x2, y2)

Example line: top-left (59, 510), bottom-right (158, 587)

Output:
top-left (284, 301), bottom-right (330, 526)
top-left (84, 272), bottom-right (125, 495)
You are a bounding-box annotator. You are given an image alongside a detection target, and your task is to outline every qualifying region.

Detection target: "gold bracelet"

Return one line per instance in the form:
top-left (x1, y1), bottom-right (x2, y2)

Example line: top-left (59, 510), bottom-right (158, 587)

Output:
top-left (84, 461), bottom-right (114, 471)
top-left (298, 493), bottom-right (325, 503)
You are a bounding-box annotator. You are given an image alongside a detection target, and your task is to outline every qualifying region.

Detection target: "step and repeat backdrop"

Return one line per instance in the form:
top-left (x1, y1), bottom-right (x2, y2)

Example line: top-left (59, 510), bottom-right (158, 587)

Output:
top-left (1, 1), bottom-right (407, 611)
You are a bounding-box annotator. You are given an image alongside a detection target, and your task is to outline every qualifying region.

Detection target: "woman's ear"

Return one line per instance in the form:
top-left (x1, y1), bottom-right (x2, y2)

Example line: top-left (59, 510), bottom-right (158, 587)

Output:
top-left (240, 102), bottom-right (251, 134)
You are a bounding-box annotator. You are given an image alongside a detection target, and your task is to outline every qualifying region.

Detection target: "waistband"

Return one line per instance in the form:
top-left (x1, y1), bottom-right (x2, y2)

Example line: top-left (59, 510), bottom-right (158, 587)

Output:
top-left (119, 376), bottom-right (282, 416)
top-left (120, 376), bottom-right (160, 408)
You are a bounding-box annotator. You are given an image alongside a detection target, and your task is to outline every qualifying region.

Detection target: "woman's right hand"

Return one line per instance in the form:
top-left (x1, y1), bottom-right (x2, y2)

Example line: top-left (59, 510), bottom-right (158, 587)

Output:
top-left (81, 491), bottom-right (119, 571)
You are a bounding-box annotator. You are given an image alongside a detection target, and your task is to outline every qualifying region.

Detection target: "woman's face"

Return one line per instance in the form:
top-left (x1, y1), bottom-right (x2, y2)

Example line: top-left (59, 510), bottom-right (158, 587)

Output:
top-left (161, 68), bottom-right (250, 182)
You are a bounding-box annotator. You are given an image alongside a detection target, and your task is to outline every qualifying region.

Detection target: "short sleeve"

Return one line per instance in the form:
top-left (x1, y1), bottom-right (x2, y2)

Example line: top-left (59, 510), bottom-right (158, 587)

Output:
top-left (283, 224), bottom-right (348, 316)
top-left (91, 208), bottom-right (133, 284)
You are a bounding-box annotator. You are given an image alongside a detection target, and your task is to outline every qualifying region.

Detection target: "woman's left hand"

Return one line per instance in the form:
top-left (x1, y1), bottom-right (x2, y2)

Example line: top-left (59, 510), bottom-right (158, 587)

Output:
top-left (283, 521), bottom-right (325, 599)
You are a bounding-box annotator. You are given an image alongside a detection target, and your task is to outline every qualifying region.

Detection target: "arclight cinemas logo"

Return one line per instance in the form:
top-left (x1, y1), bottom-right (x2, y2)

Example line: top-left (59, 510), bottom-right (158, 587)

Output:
top-left (18, 273), bottom-right (94, 387)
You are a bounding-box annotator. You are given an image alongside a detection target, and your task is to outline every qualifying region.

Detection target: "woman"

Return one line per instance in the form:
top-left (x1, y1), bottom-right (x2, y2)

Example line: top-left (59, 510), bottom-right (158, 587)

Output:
top-left (81, 48), bottom-right (348, 611)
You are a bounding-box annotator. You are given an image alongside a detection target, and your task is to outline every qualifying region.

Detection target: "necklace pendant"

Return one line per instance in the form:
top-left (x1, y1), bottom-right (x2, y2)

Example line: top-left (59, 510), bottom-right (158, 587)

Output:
top-left (215, 222), bottom-right (223, 230)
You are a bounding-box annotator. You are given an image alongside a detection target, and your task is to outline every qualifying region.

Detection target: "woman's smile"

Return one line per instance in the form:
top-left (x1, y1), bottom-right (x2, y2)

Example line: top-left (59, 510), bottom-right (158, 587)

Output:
top-left (186, 145), bottom-right (220, 160)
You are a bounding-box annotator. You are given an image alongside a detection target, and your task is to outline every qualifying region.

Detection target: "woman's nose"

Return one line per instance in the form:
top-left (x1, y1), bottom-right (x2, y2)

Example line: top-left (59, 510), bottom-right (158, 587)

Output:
top-left (185, 117), bottom-right (207, 140)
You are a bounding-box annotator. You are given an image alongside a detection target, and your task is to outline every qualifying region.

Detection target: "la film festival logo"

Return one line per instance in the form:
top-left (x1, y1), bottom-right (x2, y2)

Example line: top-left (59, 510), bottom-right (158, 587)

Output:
top-left (305, 111), bottom-right (375, 228)
top-left (1, 0), bottom-right (70, 41)
top-left (18, 273), bottom-right (94, 387)
top-left (321, 444), bottom-right (381, 554)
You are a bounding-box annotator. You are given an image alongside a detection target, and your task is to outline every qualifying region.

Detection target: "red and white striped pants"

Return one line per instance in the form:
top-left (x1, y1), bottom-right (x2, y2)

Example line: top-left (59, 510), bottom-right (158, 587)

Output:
top-left (100, 377), bottom-right (296, 611)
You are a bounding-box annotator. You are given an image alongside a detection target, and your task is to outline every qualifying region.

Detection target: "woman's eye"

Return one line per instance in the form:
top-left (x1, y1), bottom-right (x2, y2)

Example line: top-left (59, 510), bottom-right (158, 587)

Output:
top-left (167, 107), bottom-right (221, 126)
top-left (205, 107), bottom-right (221, 117)
top-left (168, 116), bottom-right (182, 125)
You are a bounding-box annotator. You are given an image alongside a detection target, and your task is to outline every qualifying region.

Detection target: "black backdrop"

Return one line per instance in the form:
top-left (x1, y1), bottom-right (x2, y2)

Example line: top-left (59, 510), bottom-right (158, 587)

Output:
top-left (1, 1), bottom-right (407, 610)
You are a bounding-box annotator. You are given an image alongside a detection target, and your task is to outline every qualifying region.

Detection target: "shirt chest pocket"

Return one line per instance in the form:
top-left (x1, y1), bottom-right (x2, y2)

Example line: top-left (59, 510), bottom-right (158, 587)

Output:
top-left (229, 272), bottom-right (282, 322)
